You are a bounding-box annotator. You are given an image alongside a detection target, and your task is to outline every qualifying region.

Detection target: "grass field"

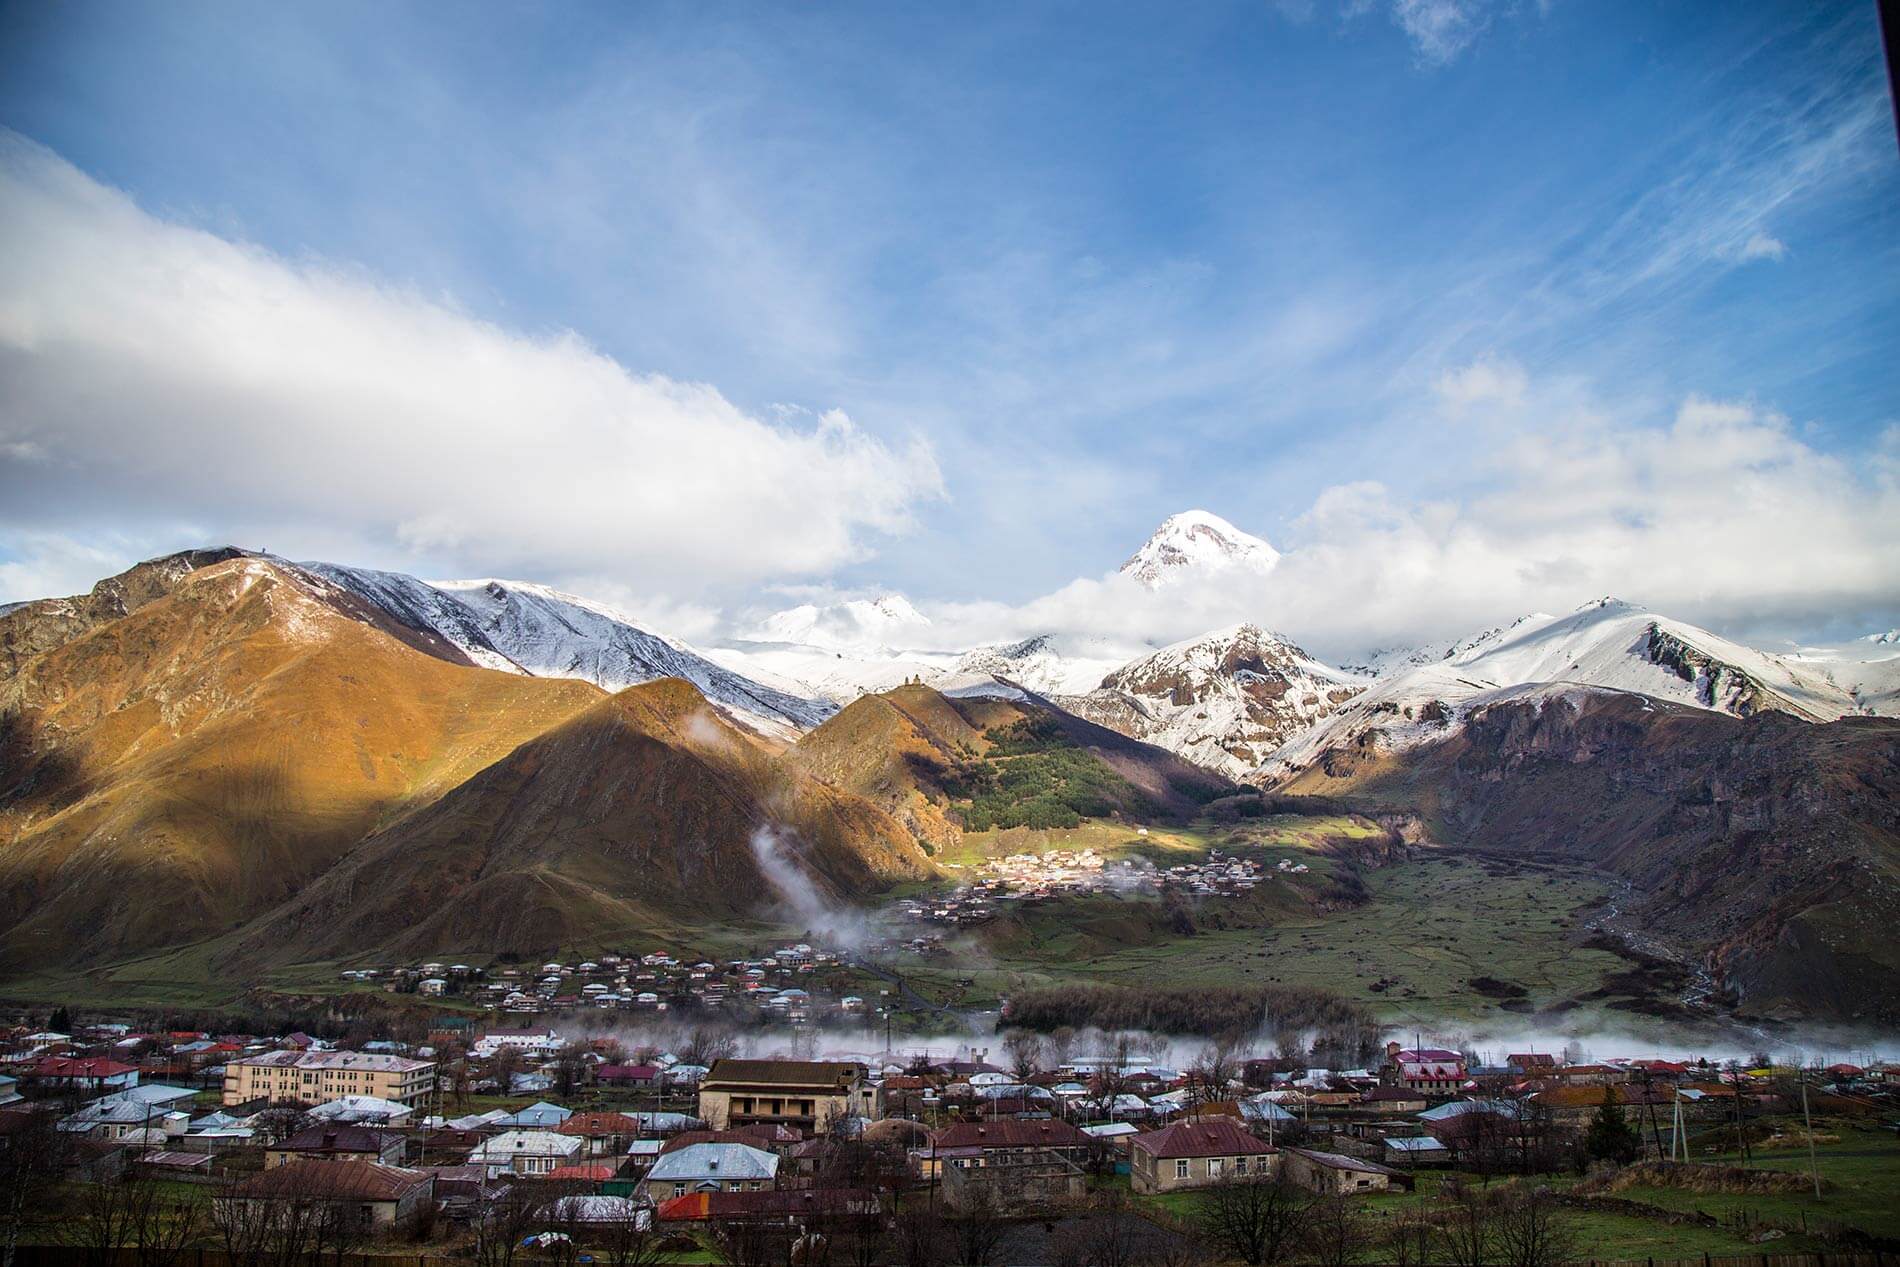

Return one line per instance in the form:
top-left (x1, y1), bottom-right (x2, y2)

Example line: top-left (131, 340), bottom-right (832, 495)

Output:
top-left (5, 810), bottom-right (1660, 1033)
top-left (917, 848), bottom-right (1629, 1024)
top-left (1127, 1126), bottom-right (1900, 1259)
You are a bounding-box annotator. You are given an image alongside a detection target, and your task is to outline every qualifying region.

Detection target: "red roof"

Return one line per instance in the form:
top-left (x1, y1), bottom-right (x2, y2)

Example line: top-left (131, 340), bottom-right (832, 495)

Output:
top-left (931, 1119), bottom-right (1090, 1151)
top-left (1131, 1117), bottom-right (1274, 1160)
top-left (546, 1163), bottom-right (619, 1182)
top-left (556, 1112), bottom-right (642, 1137)
top-left (28, 1057), bottom-right (136, 1078)
top-left (658, 1189), bottom-right (879, 1222)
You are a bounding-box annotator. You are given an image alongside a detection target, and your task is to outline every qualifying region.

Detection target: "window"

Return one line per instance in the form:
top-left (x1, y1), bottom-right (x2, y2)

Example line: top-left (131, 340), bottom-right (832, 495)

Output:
top-left (1235, 1156), bottom-right (1248, 1175)
top-left (1209, 1158), bottom-right (1224, 1179)
top-left (1174, 1159), bottom-right (1189, 1180)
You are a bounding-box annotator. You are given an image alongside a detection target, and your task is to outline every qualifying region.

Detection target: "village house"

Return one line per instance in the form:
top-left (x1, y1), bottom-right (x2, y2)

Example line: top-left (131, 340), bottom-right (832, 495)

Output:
top-left (1129, 1118), bottom-right (1278, 1195)
top-left (222, 1050), bottom-right (434, 1109)
top-left (697, 1059), bottom-right (877, 1132)
top-left (266, 1124), bottom-right (406, 1168)
top-left (217, 1160), bottom-right (433, 1231)
top-left (1384, 1044), bottom-right (1467, 1094)
top-left (1281, 1147), bottom-right (1406, 1194)
top-left (19, 1056), bottom-right (140, 1094)
top-left (472, 1027), bottom-right (563, 1058)
top-left (556, 1110), bottom-right (645, 1157)
top-left (922, 1118), bottom-right (1093, 1179)
top-left (466, 1128), bottom-right (583, 1178)
top-left (641, 1142), bottom-right (780, 1200)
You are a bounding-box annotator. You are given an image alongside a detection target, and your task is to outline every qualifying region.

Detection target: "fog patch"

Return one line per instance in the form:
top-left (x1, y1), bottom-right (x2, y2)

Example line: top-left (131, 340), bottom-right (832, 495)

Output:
top-left (747, 825), bottom-right (881, 950)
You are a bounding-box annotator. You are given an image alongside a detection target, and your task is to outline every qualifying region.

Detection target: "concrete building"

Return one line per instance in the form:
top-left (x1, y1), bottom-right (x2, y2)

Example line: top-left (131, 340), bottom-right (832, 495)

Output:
top-left (697, 1059), bottom-right (876, 1132)
top-left (222, 1050), bottom-right (435, 1109)
top-left (1129, 1118), bottom-right (1278, 1195)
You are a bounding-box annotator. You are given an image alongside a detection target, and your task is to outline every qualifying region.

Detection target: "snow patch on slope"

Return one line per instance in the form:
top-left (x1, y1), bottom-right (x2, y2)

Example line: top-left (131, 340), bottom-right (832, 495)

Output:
top-left (1059, 623), bottom-right (1365, 781)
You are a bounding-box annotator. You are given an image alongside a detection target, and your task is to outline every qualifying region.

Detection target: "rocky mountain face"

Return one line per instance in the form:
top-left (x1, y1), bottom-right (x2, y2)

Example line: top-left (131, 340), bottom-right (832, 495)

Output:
top-left (1060, 624), bottom-right (1364, 782)
top-left (1118, 508), bottom-right (1279, 588)
top-left (1280, 689), bottom-right (1900, 1024)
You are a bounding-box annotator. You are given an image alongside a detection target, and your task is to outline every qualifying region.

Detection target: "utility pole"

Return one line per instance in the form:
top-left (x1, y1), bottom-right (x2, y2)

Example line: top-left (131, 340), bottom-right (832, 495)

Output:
top-left (1800, 1068), bottom-right (1822, 1198)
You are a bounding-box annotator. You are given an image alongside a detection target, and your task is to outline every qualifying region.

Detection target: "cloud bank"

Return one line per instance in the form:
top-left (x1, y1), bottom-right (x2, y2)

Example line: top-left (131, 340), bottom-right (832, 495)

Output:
top-left (786, 374), bottom-right (1900, 662)
top-left (0, 133), bottom-right (943, 601)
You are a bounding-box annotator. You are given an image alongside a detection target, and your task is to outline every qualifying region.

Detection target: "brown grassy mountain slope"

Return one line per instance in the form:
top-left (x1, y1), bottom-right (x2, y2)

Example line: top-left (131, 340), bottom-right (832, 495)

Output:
top-left (789, 683), bottom-right (1232, 846)
top-left (230, 678), bottom-right (934, 962)
top-left (1279, 689), bottom-right (1900, 1023)
top-left (0, 557), bottom-right (603, 969)
top-left (786, 685), bottom-right (992, 851)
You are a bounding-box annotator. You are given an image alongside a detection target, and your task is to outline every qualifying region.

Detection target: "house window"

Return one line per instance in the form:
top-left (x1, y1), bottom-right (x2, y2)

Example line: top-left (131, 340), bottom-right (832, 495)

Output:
top-left (1235, 1157), bottom-right (1248, 1175)
top-left (1209, 1159), bottom-right (1224, 1180)
top-left (1174, 1160), bottom-right (1189, 1180)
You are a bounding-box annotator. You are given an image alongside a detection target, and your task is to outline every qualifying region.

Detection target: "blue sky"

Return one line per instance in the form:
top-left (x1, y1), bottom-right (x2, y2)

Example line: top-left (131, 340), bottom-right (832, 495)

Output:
top-left (1, 1), bottom-right (1896, 654)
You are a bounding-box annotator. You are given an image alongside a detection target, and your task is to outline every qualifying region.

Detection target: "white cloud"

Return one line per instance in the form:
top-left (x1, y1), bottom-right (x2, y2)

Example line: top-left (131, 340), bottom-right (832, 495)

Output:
top-left (1433, 356), bottom-right (1528, 411)
top-left (1390, 0), bottom-right (1489, 65)
top-left (802, 375), bottom-right (1900, 664)
top-left (0, 534), bottom-right (130, 608)
top-left (0, 133), bottom-right (943, 603)
top-left (1739, 231), bottom-right (1789, 262)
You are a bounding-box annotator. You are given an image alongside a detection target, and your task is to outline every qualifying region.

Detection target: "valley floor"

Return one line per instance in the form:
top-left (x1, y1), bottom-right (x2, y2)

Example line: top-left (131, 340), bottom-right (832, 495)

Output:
top-left (0, 812), bottom-right (1786, 1050)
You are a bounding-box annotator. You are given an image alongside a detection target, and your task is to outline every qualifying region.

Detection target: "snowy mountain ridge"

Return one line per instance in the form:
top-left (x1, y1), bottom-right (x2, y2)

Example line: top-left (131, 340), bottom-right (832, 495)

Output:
top-left (1265, 597), bottom-right (1887, 779)
top-left (303, 562), bottom-right (837, 739)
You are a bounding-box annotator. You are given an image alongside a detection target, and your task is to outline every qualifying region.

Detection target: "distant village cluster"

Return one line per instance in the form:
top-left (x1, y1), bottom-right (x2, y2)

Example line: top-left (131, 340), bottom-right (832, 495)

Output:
top-left (898, 847), bottom-right (1297, 927)
top-left (346, 945), bottom-right (883, 1024)
top-left (4, 1009), bottom-right (1896, 1259)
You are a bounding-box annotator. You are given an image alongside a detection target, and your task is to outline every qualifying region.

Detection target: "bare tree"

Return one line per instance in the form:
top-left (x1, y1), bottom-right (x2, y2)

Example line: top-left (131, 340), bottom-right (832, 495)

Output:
top-left (892, 1202), bottom-right (943, 1267)
top-left (595, 1203), bottom-right (668, 1267)
top-left (1431, 1181), bottom-right (1496, 1267)
top-left (66, 1176), bottom-right (144, 1267)
top-left (472, 1182), bottom-right (544, 1267)
top-left (1199, 1175), bottom-right (1313, 1267)
top-left (1189, 1034), bottom-right (1244, 1110)
top-left (1383, 1211), bottom-right (1434, 1267)
top-left (1001, 1031), bottom-right (1044, 1083)
top-left (1299, 1194), bottom-right (1368, 1267)
top-left (0, 1108), bottom-right (65, 1267)
top-left (1493, 1189), bottom-right (1576, 1267)
top-left (1043, 1027), bottom-right (1078, 1073)
top-left (949, 1184), bottom-right (1007, 1266)
top-left (681, 1025), bottom-right (741, 1070)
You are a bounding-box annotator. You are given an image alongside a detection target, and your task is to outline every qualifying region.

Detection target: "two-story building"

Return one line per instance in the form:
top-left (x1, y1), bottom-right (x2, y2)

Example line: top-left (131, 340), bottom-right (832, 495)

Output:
top-left (697, 1059), bottom-right (876, 1132)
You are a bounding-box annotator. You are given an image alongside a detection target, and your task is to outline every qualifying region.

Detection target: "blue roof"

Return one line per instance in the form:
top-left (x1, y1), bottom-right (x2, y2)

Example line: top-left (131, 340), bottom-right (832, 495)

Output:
top-left (1386, 1136), bottom-right (1448, 1152)
top-left (1420, 1098), bottom-right (1527, 1122)
top-left (499, 1100), bottom-right (572, 1128)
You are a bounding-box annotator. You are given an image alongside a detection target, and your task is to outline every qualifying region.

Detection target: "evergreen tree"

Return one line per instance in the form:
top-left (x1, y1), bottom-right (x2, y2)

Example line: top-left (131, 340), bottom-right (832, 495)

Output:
top-left (1584, 1091), bottom-right (1642, 1164)
top-left (48, 1006), bottom-right (71, 1033)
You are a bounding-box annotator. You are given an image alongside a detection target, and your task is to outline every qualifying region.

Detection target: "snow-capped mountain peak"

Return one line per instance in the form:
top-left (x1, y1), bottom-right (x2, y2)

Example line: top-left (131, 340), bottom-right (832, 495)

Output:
top-left (1119, 509), bottom-right (1280, 588)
